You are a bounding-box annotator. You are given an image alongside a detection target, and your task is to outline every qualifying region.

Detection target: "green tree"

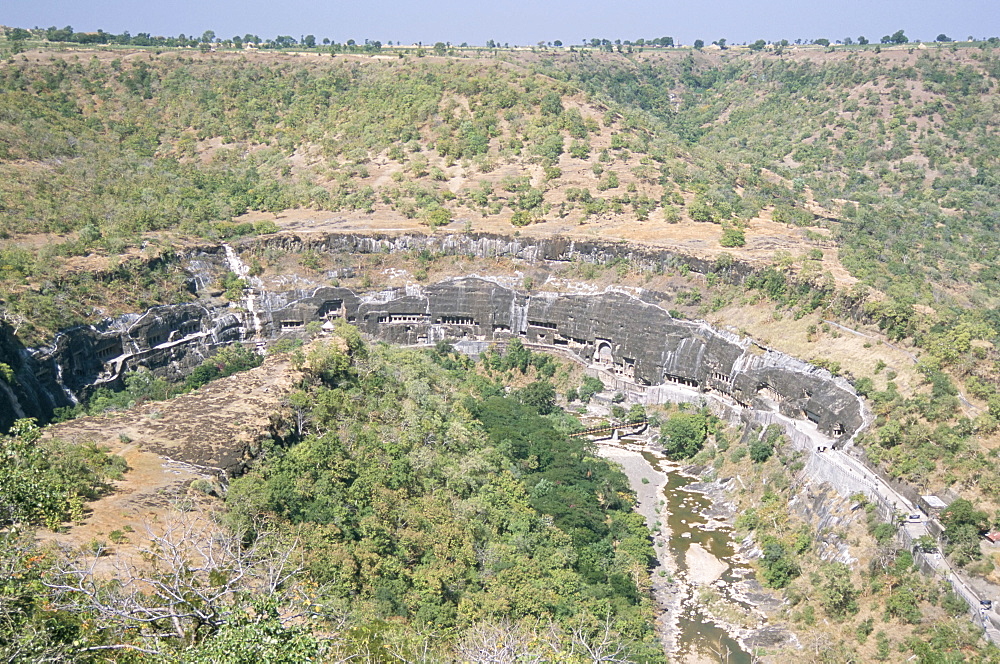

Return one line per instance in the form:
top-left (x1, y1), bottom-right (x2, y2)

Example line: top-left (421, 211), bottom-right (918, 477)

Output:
top-left (820, 563), bottom-right (858, 619)
top-left (720, 227), bottom-right (746, 247)
top-left (885, 585), bottom-right (922, 623)
top-left (662, 411), bottom-right (707, 459)
top-left (510, 210), bottom-right (532, 227)
top-left (503, 338), bottom-right (532, 373)
top-left (540, 92), bottom-right (564, 116)
top-left (874, 631), bottom-right (890, 660)
top-left (427, 208), bottom-right (452, 227)
top-left (306, 339), bottom-right (353, 384)
top-left (433, 41), bottom-right (447, 55)
top-left (748, 436), bottom-right (773, 462)
top-left (178, 610), bottom-right (322, 663)
top-left (515, 380), bottom-right (556, 415)
top-left (759, 536), bottom-right (799, 588)
top-left (577, 376), bottom-right (605, 402)
top-left (749, 39), bottom-right (767, 51)
top-left (693, 39), bottom-right (704, 49)
top-left (0, 418), bottom-right (125, 528)
top-left (940, 498), bottom-right (989, 564)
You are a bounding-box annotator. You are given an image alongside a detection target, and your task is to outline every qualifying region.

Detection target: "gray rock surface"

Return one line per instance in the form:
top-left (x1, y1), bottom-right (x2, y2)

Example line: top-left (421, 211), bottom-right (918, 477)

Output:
top-left (0, 236), bottom-right (863, 446)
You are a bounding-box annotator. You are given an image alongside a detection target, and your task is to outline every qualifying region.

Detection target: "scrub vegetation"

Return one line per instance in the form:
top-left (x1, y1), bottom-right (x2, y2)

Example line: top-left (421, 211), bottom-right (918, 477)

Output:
top-left (0, 334), bottom-right (664, 661)
top-left (4, 30), bottom-right (1000, 662)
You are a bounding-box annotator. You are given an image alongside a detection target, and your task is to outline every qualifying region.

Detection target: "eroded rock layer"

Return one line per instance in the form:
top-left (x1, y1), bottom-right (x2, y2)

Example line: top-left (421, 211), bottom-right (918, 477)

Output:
top-left (266, 276), bottom-right (862, 441)
top-left (2, 244), bottom-right (863, 446)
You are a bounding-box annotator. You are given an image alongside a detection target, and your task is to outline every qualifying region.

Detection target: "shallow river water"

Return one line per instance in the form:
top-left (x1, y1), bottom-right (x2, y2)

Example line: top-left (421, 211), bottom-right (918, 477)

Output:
top-left (601, 443), bottom-right (757, 664)
top-left (663, 469), bottom-right (753, 664)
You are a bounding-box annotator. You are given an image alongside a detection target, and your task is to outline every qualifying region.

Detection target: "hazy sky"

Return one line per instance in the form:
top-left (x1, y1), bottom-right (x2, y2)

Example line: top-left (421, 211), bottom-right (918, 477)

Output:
top-left (3, 0), bottom-right (997, 46)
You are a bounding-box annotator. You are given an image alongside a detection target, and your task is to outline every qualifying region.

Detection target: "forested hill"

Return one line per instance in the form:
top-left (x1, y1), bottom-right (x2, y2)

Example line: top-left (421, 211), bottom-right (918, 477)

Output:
top-left (6, 42), bottom-right (1000, 515)
top-left (2, 44), bottom-right (1000, 333)
top-left (532, 47), bottom-right (1000, 305)
top-left (6, 39), bottom-right (1000, 663)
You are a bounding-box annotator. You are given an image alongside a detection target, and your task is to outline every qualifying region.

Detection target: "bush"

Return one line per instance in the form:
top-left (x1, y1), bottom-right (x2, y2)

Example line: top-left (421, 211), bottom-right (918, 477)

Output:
top-left (720, 227), bottom-right (746, 247)
top-left (514, 381), bottom-right (557, 415)
top-left (759, 536), bottom-right (800, 588)
top-left (885, 585), bottom-right (922, 623)
top-left (940, 498), bottom-right (989, 564)
top-left (749, 437), bottom-right (774, 463)
top-left (856, 617), bottom-right (874, 643)
top-left (871, 522), bottom-right (896, 544)
top-left (425, 208), bottom-right (452, 228)
top-left (749, 425), bottom-right (781, 462)
top-left (0, 419), bottom-right (126, 529)
top-left (820, 563), bottom-right (859, 619)
top-left (874, 632), bottom-right (891, 661)
top-left (577, 376), bottom-right (605, 402)
top-left (221, 271), bottom-right (248, 300)
top-left (186, 344), bottom-right (263, 390)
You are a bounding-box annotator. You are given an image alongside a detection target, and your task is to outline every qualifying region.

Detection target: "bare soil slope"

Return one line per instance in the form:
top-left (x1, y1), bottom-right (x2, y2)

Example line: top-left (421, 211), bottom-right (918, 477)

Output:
top-left (38, 354), bottom-right (301, 555)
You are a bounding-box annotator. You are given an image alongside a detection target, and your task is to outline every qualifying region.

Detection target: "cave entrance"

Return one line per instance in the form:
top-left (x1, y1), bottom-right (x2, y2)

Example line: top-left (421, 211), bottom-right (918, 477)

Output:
top-left (318, 300), bottom-right (344, 319)
top-left (595, 340), bottom-right (613, 366)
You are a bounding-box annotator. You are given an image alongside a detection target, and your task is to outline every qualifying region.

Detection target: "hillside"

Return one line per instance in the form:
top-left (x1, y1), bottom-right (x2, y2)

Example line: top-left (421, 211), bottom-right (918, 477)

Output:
top-left (4, 39), bottom-right (1000, 663)
top-left (4, 39), bottom-right (1000, 505)
top-left (546, 46), bottom-right (1000, 310)
top-left (2, 44), bottom-right (999, 328)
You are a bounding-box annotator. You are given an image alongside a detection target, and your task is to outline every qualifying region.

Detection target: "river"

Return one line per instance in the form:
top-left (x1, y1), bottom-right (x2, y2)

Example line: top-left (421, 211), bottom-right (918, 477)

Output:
top-left (598, 441), bottom-right (758, 663)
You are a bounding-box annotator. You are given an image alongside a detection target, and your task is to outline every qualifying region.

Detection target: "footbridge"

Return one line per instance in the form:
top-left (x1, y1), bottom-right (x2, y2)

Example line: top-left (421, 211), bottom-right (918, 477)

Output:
top-left (568, 419), bottom-right (648, 441)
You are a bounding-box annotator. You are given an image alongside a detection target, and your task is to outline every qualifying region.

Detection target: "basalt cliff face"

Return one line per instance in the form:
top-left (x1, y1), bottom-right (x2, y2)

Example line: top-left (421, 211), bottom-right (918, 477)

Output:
top-left (0, 234), bottom-right (862, 443)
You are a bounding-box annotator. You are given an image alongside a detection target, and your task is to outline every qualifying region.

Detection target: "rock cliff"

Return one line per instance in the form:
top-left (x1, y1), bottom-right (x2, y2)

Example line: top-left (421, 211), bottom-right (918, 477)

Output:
top-left (0, 234), bottom-right (862, 444)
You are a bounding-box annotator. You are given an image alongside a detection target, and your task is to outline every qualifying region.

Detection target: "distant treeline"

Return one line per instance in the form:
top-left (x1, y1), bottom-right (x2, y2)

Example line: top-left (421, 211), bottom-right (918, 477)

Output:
top-left (6, 25), bottom-right (999, 52)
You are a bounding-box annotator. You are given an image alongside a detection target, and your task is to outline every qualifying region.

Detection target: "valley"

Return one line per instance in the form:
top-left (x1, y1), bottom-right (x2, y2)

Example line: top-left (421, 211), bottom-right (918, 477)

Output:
top-left (3, 33), bottom-right (1000, 662)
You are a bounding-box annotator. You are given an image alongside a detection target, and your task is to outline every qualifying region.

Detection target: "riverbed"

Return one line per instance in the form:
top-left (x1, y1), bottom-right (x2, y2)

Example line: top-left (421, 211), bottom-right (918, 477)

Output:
top-left (597, 441), bottom-right (768, 663)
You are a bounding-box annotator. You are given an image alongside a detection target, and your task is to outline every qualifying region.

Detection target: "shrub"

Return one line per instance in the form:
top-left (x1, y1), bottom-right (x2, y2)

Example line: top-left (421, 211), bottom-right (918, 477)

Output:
top-left (510, 210), bottom-right (532, 227)
top-left (577, 376), bottom-right (605, 402)
top-left (425, 208), bottom-right (452, 228)
top-left (759, 536), bottom-right (800, 588)
top-left (720, 227), bottom-right (746, 247)
top-left (748, 437), bottom-right (774, 463)
top-left (221, 271), bottom-right (247, 300)
top-left (0, 419), bottom-right (126, 529)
